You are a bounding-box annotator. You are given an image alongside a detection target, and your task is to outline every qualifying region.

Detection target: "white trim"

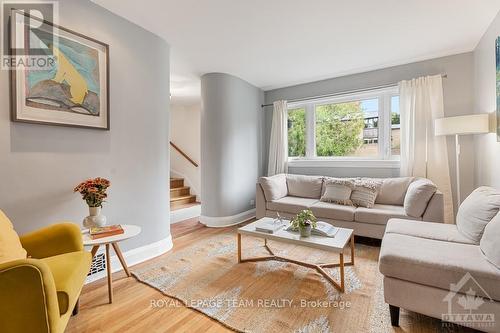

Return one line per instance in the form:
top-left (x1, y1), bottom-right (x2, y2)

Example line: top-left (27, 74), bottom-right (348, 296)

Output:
top-left (85, 235), bottom-right (173, 284)
top-left (305, 104), bottom-right (315, 158)
top-left (287, 158), bottom-right (400, 169)
top-left (170, 204), bottom-right (201, 224)
top-left (200, 209), bottom-right (256, 228)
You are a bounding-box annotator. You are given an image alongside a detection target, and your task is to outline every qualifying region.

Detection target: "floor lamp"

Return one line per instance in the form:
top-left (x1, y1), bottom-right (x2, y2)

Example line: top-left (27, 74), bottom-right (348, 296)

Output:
top-left (434, 114), bottom-right (489, 209)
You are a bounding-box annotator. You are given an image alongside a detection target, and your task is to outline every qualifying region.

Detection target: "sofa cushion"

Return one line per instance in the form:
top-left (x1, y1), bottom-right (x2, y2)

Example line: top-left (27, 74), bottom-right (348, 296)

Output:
top-left (379, 233), bottom-right (500, 301)
top-left (286, 174), bottom-right (323, 199)
top-left (259, 174), bottom-right (288, 201)
top-left (355, 204), bottom-right (420, 225)
top-left (376, 177), bottom-right (415, 205)
top-left (310, 201), bottom-right (356, 221)
top-left (351, 178), bottom-right (382, 208)
top-left (404, 178), bottom-right (437, 218)
top-left (456, 186), bottom-right (500, 244)
top-left (41, 251), bottom-right (92, 315)
top-left (0, 210), bottom-right (27, 264)
top-left (480, 212), bottom-right (500, 269)
top-left (385, 219), bottom-right (475, 245)
top-left (266, 196), bottom-right (319, 214)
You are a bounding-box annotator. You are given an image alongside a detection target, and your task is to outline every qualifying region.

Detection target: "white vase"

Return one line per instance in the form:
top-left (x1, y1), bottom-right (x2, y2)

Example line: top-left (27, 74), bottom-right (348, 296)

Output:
top-left (83, 206), bottom-right (107, 228)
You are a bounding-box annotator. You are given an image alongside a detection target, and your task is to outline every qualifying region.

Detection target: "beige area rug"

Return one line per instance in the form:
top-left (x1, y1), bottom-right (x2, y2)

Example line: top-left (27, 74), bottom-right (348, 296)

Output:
top-left (132, 232), bottom-right (473, 333)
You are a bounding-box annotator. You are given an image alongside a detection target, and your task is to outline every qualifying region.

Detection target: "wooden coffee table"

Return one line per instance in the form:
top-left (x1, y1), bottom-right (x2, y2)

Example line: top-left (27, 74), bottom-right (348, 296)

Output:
top-left (237, 218), bottom-right (354, 292)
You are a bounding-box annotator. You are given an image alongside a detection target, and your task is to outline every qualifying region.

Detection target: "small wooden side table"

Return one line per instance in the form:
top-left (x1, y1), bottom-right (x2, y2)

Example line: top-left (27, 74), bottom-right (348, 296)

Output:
top-left (82, 224), bottom-right (141, 303)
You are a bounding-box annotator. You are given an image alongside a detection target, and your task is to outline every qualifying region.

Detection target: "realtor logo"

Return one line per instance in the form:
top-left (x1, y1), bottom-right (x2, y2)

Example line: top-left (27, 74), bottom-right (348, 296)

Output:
top-left (1, 1), bottom-right (58, 69)
top-left (442, 272), bottom-right (496, 330)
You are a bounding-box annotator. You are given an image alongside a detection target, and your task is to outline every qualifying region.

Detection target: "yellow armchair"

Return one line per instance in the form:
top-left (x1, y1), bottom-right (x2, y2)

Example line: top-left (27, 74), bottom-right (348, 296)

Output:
top-left (0, 211), bottom-right (91, 333)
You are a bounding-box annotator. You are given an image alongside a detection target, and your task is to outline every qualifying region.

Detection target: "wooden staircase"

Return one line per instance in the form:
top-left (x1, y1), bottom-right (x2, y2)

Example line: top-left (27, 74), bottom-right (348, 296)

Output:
top-left (170, 178), bottom-right (197, 210)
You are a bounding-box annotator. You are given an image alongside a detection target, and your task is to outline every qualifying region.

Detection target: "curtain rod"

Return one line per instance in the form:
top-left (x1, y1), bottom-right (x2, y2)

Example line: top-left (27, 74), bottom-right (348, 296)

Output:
top-left (261, 74), bottom-right (448, 108)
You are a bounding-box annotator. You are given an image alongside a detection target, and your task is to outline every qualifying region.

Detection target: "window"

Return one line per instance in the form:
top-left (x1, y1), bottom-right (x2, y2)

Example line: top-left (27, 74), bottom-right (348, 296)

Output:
top-left (287, 87), bottom-right (399, 163)
top-left (390, 96), bottom-right (400, 156)
top-left (287, 107), bottom-right (306, 157)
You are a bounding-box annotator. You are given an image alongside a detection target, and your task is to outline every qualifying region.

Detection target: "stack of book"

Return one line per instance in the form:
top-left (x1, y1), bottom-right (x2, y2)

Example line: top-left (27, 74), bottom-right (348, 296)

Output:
top-left (89, 225), bottom-right (124, 239)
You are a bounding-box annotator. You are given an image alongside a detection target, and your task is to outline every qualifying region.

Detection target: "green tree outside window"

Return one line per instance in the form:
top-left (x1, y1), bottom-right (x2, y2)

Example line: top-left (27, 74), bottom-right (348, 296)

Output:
top-left (315, 102), bottom-right (365, 156)
top-left (288, 108), bottom-right (306, 157)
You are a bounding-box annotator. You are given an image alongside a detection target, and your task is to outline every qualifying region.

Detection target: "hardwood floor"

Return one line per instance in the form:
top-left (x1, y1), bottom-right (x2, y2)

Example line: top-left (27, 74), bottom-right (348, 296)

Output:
top-left (67, 219), bottom-right (233, 333)
top-left (170, 217), bottom-right (205, 238)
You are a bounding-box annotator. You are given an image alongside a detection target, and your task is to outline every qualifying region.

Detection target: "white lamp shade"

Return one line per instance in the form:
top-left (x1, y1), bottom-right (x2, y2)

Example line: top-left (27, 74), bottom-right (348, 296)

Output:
top-left (435, 114), bottom-right (489, 136)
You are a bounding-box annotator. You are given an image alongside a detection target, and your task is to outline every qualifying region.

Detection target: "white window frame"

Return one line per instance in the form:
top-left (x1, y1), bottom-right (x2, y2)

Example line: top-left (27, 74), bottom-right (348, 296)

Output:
top-left (287, 86), bottom-right (400, 168)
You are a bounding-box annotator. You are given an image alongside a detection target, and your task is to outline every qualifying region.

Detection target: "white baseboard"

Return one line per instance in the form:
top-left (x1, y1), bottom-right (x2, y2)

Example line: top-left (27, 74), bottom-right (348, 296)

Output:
top-left (85, 234), bottom-right (173, 284)
top-left (200, 208), bottom-right (255, 228)
top-left (170, 204), bottom-right (201, 224)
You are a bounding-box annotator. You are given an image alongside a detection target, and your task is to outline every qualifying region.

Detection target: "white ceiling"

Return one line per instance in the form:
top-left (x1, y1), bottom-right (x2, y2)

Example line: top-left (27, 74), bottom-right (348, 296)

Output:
top-left (94, 0), bottom-right (500, 105)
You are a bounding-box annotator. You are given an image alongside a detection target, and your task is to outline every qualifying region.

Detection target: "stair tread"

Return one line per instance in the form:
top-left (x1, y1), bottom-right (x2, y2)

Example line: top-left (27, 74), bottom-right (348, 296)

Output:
top-left (170, 194), bottom-right (196, 202)
top-left (170, 201), bottom-right (201, 211)
top-left (170, 186), bottom-right (190, 191)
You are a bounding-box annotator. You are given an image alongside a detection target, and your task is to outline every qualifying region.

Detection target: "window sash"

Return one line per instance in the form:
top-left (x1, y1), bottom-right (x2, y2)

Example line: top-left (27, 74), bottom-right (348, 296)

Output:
top-left (287, 86), bottom-right (399, 161)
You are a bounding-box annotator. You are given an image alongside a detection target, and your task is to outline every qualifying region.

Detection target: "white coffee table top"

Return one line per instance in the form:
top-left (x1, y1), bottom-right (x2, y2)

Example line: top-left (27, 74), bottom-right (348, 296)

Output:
top-left (238, 218), bottom-right (353, 253)
top-left (82, 224), bottom-right (141, 246)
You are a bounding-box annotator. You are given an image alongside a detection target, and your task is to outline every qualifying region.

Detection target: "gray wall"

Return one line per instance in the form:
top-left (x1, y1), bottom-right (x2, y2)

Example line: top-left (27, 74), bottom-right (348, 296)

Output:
top-left (201, 73), bottom-right (264, 219)
top-left (264, 53), bottom-right (475, 205)
top-left (0, 0), bottom-right (171, 252)
top-left (473, 11), bottom-right (500, 190)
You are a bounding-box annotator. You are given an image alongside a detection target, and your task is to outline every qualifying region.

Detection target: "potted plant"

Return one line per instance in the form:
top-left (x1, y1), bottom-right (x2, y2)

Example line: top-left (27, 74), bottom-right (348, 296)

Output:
top-left (74, 177), bottom-right (111, 228)
top-left (291, 209), bottom-right (317, 237)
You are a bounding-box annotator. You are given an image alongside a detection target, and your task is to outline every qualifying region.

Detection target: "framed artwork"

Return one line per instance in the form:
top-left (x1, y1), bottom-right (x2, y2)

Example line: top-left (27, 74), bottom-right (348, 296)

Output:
top-left (496, 37), bottom-right (500, 141)
top-left (9, 11), bottom-right (109, 130)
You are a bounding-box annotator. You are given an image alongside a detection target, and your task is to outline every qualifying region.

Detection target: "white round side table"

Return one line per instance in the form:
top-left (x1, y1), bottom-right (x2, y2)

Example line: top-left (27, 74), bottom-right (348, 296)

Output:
top-left (82, 224), bottom-right (141, 303)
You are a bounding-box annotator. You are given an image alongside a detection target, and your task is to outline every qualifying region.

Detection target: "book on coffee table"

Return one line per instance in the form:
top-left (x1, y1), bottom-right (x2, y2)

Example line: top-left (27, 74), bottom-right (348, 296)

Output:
top-left (90, 225), bottom-right (124, 239)
top-left (312, 221), bottom-right (339, 237)
top-left (255, 219), bottom-right (286, 234)
top-left (286, 221), bottom-right (339, 237)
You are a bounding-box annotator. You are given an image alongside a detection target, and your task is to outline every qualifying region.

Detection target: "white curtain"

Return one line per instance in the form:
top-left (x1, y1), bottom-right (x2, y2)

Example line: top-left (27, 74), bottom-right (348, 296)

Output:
top-left (267, 100), bottom-right (288, 176)
top-left (399, 75), bottom-right (453, 223)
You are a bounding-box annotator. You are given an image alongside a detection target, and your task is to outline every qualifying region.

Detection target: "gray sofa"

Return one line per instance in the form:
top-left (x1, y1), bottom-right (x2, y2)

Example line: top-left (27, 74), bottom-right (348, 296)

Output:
top-left (256, 173), bottom-right (444, 239)
top-left (379, 187), bottom-right (500, 332)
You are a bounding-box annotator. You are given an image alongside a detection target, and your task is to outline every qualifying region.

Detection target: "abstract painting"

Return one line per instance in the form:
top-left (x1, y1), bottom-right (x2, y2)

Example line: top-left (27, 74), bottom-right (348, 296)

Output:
top-left (10, 11), bottom-right (109, 129)
top-left (496, 37), bottom-right (500, 141)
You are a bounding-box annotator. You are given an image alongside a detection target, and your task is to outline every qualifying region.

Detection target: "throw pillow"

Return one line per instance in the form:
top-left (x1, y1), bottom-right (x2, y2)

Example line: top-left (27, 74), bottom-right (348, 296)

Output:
top-left (480, 212), bottom-right (500, 269)
top-left (351, 178), bottom-right (382, 208)
top-left (320, 179), bottom-right (354, 205)
top-left (404, 178), bottom-right (438, 218)
top-left (376, 177), bottom-right (415, 205)
top-left (259, 174), bottom-right (288, 201)
top-left (322, 177), bottom-right (356, 196)
top-left (457, 186), bottom-right (500, 243)
top-left (0, 210), bottom-right (27, 264)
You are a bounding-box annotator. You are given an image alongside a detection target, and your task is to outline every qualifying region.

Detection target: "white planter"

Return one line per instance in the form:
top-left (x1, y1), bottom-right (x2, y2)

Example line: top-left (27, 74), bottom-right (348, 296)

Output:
top-left (83, 206), bottom-right (107, 228)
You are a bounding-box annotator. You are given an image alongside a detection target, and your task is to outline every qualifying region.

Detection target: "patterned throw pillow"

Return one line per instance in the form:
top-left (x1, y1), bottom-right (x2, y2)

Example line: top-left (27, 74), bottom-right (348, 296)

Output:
top-left (351, 179), bottom-right (382, 208)
top-left (320, 179), bottom-right (355, 206)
